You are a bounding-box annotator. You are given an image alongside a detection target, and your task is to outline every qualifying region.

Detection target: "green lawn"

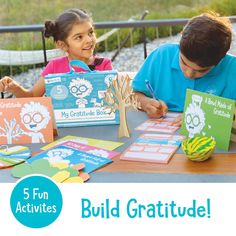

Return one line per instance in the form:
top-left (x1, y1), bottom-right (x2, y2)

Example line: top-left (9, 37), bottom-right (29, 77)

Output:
top-left (1, 0), bottom-right (209, 25)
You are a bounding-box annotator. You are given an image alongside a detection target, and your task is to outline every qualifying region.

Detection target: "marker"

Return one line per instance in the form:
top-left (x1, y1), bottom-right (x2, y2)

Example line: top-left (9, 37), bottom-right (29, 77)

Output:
top-left (145, 80), bottom-right (159, 101)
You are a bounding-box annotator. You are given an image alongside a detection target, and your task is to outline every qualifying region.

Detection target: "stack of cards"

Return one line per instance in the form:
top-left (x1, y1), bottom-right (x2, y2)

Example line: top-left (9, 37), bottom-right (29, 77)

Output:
top-left (0, 145), bottom-right (31, 168)
top-left (120, 134), bottom-right (185, 164)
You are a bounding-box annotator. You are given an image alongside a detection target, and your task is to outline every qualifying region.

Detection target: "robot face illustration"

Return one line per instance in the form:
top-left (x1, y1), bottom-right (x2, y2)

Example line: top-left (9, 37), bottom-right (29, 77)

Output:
top-left (69, 78), bottom-right (93, 98)
top-left (20, 102), bottom-right (51, 132)
top-left (47, 148), bottom-right (74, 158)
top-left (185, 104), bottom-right (205, 137)
top-left (87, 149), bottom-right (109, 158)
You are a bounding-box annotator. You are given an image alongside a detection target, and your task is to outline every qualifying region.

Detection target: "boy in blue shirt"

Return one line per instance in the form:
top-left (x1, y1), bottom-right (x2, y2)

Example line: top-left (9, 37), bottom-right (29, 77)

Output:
top-left (133, 13), bottom-right (236, 124)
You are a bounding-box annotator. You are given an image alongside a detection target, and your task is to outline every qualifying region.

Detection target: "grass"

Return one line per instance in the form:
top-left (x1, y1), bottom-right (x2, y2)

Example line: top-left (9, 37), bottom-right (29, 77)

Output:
top-left (0, 0), bottom-right (236, 75)
top-left (0, 0), bottom-right (206, 24)
top-left (0, 0), bottom-right (212, 51)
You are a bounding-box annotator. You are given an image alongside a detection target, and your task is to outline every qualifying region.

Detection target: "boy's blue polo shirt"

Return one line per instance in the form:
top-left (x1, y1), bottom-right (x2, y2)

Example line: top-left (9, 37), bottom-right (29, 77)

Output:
top-left (132, 43), bottom-right (236, 112)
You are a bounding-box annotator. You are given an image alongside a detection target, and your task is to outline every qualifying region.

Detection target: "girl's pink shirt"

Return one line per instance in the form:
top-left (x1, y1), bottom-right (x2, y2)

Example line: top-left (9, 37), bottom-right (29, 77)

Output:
top-left (41, 55), bottom-right (113, 76)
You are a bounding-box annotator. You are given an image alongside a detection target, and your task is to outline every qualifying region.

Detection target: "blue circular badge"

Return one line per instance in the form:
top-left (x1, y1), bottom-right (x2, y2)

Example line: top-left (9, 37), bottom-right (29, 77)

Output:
top-left (10, 175), bottom-right (63, 228)
top-left (50, 85), bottom-right (68, 100)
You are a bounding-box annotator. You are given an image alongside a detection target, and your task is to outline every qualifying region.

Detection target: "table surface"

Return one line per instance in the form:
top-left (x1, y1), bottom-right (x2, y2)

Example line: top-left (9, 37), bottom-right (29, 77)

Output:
top-left (1, 110), bottom-right (236, 183)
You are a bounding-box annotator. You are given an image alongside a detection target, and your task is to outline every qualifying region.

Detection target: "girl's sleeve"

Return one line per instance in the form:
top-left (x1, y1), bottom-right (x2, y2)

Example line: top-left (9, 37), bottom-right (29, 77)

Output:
top-left (102, 58), bottom-right (113, 70)
top-left (41, 60), bottom-right (54, 77)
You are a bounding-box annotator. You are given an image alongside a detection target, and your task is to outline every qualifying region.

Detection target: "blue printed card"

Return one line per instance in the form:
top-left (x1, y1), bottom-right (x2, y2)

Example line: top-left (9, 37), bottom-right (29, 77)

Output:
top-left (27, 144), bottom-right (112, 173)
top-left (45, 60), bottom-right (119, 127)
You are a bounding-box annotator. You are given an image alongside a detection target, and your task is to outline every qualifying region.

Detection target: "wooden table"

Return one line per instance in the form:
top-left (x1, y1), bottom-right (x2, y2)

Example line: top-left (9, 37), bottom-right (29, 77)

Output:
top-left (98, 153), bottom-right (236, 175)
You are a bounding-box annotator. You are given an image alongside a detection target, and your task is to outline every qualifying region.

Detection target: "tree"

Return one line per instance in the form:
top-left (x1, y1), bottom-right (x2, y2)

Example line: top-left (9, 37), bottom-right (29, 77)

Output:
top-left (0, 118), bottom-right (23, 144)
top-left (103, 75), bottom-right (140, 138)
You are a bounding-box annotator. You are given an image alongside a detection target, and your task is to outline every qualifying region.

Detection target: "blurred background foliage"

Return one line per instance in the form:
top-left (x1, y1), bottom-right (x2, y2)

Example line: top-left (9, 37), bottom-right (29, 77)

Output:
top-left (1, 0), bottom-right (236, 75)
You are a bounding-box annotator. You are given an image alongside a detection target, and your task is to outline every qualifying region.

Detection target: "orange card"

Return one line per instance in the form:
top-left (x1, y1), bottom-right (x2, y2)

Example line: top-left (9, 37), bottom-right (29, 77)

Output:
top-left (0, 97), bottom-right (54, 144)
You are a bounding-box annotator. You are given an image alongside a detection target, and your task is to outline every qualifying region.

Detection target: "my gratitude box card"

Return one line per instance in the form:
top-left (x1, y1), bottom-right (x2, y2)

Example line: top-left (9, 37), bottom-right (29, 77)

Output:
top-left (180, 89), bottom-right (235, 151)
top-left (45, 60), bottom-right (119, 127)
top-left (0, 97), bottom-right (54, 145)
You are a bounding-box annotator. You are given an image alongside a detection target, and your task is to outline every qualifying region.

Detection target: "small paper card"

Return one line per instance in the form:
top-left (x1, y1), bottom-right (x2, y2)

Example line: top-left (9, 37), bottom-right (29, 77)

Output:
top-left (0, 145), bottom-right (31, 168)
top-left (0, 97), bottom-right (54, 145)
top-left (27, 144), bottom-right (112, 173)
top-left (135, 112), bottom-right (180, 133)
top-left (120, 133), bottom-right (185, 164)
top-left (180, 89), bottom-right (235, 151)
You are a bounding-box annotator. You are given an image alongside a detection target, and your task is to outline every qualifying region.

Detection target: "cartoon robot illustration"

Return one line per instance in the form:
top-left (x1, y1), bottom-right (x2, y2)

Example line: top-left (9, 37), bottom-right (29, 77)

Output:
top-left (87, 149), bottom-right (109, 158)
top-left (69, 78), bottom-right (93, 108)
top-left (185, 94), bottom-right (206, 138)
top-left (20, 102), bottom-right (51, 143)
top-left (45, 148), bottom-right (74, 164)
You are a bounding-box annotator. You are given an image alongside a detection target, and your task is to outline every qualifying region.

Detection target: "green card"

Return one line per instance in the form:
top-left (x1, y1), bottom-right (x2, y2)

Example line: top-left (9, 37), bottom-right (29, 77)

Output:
top-left (180, 89), bottom-right (235, 151)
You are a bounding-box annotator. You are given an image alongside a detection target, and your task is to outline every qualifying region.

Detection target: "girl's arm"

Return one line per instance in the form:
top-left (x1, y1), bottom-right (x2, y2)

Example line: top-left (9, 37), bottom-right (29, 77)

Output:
top-left (0, 76), bottom-right (45, 98)
top-left (30, 76), bottom-right (45, 97)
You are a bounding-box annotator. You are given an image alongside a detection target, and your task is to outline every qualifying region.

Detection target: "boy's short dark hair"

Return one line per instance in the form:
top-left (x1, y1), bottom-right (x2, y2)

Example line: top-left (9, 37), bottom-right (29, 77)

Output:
top-left (180, 12), bottom-right (232, 67)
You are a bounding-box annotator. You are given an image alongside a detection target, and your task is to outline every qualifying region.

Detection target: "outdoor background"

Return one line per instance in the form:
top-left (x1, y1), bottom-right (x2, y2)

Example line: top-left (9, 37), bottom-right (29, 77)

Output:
top-left (1, 0), bottom-right (236, 80)
top-left (1, 0), bottom-right (236, 24)
top-left (1, 0), bottom-right (236, 49)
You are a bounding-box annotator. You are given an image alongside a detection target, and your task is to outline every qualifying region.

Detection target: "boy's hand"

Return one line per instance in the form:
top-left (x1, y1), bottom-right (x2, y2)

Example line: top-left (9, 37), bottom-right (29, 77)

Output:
top-left (0, 76), bottom-right (21, 94)
top-left (143, 98), bottom-right (168, 118)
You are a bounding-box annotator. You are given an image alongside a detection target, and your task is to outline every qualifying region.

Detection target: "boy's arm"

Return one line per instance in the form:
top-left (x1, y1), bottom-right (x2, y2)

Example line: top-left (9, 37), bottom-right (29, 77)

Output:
top-left (134, 92), bottom-right (168, 118)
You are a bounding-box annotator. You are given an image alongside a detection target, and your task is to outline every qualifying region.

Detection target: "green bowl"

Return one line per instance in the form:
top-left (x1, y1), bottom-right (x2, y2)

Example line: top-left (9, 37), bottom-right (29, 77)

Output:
top-left (182, 136), bottom-right (216, 162)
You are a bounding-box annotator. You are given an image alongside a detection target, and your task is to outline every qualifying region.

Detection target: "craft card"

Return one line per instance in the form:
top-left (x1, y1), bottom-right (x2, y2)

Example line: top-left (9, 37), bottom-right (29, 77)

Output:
top-left (120, 133), bottom-right (185, 164)
top-left (180, 89), bottom-right (235, 151)
top-left (135, 112), bottom-right (180, 133)
top-left (231, 108), bottom-right (236, 142)
top-left (0, 145), bottom-right (31, 168)
top-left (11, 159), bottom-right (89, 183)
top-left (27, 143), bottom-right (112, 173)
top-left (45, 61), bottom-right (119, 127)
top-left (0, 97), bottom-right (54, 145)
top-left (61, 141), bottom-right (119, 159)
top-left (41, 135), bottom-right (123, 151)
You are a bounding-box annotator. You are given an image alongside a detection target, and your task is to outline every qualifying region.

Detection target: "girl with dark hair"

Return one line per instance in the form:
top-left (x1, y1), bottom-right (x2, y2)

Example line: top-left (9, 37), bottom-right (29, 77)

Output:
top-left (0, 9), bottom-right (112, 97)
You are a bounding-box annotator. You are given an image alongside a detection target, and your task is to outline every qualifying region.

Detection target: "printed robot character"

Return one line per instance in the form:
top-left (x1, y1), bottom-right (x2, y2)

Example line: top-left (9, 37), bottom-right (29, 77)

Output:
top-left (69, 78), bottom-right (93, 108)
top-left (87, 149), bottom-right (109, 158)
top-left (185, 95), bottom-right (205, 138)
top-left (45, 148), bottom-right (74, 164)
top-left (20, 102), bottom-right (51, 143)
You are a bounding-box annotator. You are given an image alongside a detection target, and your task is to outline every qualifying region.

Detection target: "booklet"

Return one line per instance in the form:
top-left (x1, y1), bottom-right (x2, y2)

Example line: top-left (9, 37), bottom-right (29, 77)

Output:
top-left (27, 143), bottom-right (112, 173)
top-left (120, 133), bottom-right (185, 164)
top-left (41, 135), bottom-right (123, 151)
top-left (60, 141), bottom-right (119, 159)
top-left (180, 89), bottom-right (235, 151)
top-left (0, 97), bottom-right (54, 145)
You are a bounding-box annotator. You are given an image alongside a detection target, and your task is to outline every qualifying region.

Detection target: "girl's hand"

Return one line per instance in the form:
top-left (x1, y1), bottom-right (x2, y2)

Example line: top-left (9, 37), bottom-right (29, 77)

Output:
top-left (0, 76), bottom-right (21, 94)
top-left (143, 98), bottom-right (168, 118)
top-left (171, 113), bottom-right (183, 126)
